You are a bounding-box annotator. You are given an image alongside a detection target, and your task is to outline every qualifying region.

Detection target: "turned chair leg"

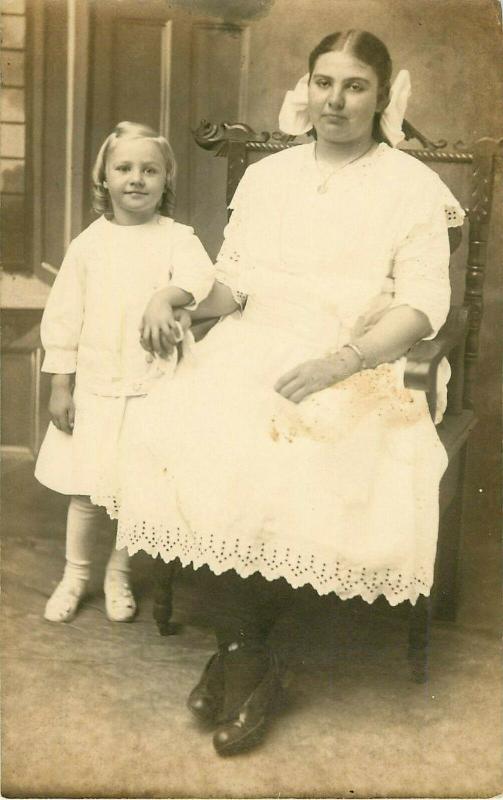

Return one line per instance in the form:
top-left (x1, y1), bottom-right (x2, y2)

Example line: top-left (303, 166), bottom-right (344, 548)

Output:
top-left (152, 556), bottom-right (181, 636)
top-left (408, 594), bottom-right (432, 683)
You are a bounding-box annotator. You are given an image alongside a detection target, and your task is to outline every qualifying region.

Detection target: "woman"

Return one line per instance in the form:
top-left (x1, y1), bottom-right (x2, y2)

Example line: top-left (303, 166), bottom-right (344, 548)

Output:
top-left (93, 30), bottom-right (464, 755)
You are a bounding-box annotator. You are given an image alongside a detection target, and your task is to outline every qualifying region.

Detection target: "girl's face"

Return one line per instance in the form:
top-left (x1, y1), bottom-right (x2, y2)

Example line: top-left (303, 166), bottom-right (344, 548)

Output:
top-left (104, 138), bottom-right (168, 224)
top-left (308, 50), bottom-right (387, 147)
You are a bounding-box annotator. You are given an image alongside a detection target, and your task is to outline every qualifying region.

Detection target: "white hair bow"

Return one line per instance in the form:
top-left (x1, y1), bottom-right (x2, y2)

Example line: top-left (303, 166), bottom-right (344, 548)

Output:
top-left (278, 69), bottom-right (411, 148)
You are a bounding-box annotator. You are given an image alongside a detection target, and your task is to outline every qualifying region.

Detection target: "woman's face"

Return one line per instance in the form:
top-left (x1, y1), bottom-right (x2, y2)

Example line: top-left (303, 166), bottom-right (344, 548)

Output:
top-left (308, 50), bottom-right (386, 146)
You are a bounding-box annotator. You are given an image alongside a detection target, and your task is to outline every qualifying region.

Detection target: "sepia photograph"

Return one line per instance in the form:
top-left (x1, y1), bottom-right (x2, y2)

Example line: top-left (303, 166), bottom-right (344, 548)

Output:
top-left (1, 0), bottom-right (502, 797)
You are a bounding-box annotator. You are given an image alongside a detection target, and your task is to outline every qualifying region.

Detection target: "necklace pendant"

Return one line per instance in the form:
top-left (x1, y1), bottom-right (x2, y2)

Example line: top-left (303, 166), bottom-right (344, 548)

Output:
top-left (317, 184), bottom-right (328, 194)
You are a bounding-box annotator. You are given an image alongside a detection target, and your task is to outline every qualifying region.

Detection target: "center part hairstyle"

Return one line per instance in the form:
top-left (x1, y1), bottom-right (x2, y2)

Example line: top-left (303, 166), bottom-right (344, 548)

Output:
top-left (92, 121), bottom-right (177, 217)
top-left (308, 30), bottom-right (393, 143)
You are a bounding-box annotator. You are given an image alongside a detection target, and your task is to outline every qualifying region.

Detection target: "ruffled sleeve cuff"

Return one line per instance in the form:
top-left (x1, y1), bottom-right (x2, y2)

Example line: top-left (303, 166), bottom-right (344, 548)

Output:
top-left (439, 183), bottom-right (465, 228)
top-left (42, 347), bottom-right (78, 374)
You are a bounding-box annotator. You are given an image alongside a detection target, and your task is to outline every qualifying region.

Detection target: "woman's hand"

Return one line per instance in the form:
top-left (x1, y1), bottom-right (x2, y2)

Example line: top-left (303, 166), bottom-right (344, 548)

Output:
top-left (49, 377), bottom-right (75, 434)
top-left (274, 349), bottom-right (361, 404)
top-left (140, 291), bottom-right (186, 358)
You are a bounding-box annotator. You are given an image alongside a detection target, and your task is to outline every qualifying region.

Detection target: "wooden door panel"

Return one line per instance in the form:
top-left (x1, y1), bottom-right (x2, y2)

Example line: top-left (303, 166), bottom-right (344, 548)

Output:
top-left (189, 23), bottom-right (246, 257)
top-left (112, 20), bottom-right (164, 128)
top-left (85, 1), bottom-right (250, 251)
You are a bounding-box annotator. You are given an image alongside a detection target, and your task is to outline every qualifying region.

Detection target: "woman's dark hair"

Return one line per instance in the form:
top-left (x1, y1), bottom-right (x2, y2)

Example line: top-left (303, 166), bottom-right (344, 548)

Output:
top-left (308, 30), bottom-right (393, 143)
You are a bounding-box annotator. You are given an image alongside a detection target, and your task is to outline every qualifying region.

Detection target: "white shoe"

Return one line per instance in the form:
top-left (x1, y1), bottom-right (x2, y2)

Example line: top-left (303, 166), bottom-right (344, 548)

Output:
top-left (44, 579), bottom-right (88, 623)
top-left (104, 575), bottom-right (137, 622)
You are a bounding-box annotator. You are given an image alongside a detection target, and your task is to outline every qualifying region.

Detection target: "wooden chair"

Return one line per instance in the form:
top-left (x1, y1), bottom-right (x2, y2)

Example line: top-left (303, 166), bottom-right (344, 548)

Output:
top-left (154, 120), bottom-right (500, 681)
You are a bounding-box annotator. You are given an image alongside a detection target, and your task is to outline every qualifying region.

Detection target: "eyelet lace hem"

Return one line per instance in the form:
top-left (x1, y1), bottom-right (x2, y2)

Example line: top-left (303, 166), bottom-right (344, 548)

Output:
top-left (109, 516), bottom-right (431, 607)
top-left (92, 490), bottom-right (121, 520)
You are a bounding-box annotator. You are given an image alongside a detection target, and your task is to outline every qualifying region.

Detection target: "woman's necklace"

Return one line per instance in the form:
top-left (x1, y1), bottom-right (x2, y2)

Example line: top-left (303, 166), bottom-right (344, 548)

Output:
top-left (315, 142), bottom-right (377, 194)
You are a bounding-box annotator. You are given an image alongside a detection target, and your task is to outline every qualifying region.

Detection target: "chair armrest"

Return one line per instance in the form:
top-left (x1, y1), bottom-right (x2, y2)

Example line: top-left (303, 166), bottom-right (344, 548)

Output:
top-left (404, 306), bottom-right (469, 393)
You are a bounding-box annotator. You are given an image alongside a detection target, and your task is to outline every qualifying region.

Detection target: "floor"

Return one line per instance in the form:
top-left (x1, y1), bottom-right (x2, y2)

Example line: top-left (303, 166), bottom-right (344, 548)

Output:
top-left (1, 454), bottom-right (501, 799)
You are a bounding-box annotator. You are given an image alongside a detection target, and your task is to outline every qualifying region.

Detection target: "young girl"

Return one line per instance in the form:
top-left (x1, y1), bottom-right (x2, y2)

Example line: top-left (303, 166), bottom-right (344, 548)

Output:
top-left (36, 121), bottom-right (215, 623)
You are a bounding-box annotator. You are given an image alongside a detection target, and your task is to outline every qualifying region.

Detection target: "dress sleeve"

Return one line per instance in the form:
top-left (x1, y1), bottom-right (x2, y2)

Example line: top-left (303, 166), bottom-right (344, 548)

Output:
top-left (390, 176), bottom-right (465, 338)
top-left (214, 167), bottom-right (255, 308)
top-left (40, 239), bottom-right (86, 374)
top-left (170, 226), bottom-right (216, 308)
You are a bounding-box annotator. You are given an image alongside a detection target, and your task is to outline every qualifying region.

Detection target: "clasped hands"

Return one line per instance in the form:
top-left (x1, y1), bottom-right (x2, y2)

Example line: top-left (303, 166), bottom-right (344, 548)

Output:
top-left (139, 291), bottom-right (192, 357)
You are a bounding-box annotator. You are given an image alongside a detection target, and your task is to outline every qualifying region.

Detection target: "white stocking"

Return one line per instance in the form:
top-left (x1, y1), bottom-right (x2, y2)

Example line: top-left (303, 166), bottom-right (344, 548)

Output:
top-left (62, 495), bottom-right (102, 586)
top-left (105, 545), bottom-right (131, 585)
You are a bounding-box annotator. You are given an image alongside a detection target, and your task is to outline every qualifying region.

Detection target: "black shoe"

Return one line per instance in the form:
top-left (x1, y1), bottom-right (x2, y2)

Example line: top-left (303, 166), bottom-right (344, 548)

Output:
top-left (187, 651), bottom-right (225, 724)
top-left (212, 649), bottom-right (281, 756)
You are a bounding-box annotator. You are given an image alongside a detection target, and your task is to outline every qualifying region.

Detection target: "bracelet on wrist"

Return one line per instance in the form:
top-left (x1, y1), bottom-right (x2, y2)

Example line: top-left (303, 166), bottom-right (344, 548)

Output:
top-left (327, 346), bottom-right (362, 377)
top-left (343, 342), bottom-right (368, 369)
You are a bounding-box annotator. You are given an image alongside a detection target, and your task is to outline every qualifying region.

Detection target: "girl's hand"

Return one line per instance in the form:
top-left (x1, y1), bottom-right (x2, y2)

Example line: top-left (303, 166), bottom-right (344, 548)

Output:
top-left (140, 292), bottom-right (182, 357)
top-left (49, 385), bottom-right (75, 434)
top-left (174, 307), bottom-right (192, 334)
top-left (274, 349), bottom-right (361, 404)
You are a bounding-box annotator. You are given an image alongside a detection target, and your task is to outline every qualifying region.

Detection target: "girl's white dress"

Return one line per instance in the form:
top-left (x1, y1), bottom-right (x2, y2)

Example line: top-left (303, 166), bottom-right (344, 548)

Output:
top-left (93, 143), bottom-right (464, 606)
top-left (35, 214), bottom-right (214, 496)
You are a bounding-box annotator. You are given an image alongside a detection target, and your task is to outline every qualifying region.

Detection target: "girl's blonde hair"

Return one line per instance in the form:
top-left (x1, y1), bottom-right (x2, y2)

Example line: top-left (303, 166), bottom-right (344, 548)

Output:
top-left (92, 121), bottom-right (176, 217)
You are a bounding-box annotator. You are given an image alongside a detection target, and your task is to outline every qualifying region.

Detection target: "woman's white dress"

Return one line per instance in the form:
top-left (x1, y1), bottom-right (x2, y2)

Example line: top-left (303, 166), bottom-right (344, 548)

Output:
top-left (35, 215), bottom-right (214, 496)
top-left (93, 143), bottom-right (464, 606)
